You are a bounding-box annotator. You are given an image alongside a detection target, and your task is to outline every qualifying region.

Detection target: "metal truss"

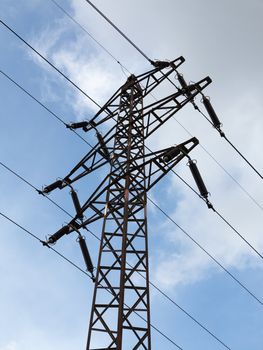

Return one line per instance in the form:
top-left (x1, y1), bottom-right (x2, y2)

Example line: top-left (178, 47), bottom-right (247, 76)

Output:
top-left (42, 58), bottom-right (211, 349)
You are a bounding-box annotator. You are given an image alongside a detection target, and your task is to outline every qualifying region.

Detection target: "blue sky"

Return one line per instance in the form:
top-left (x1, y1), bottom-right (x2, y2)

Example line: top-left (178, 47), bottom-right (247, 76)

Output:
top-left (1, 0), bottom-right (263, 349)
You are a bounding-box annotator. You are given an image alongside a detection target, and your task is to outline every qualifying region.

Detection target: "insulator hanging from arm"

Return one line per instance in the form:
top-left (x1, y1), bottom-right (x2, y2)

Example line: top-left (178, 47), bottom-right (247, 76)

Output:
top-left (188, 159), bottom-right (209, 199)
top-left (77, 235), bottom-right (94, 274)
top-left (202, 96), bottom-right (221, 129)
top-left (177, 73), bottom-right (188, 90)
top-left (70, 189), bottom-right (84, 219)
top-left (67, 121), bottom-right (89, 130)
top-left (96, 131), bottom-right (110, 160)
top-left (42, 180), bottom-right (63, 194)
top-left (177, 73), bottom-right (198, 109)
top-left (47, 225), bottom-right (70, 244)
top-left (162, 147), bottom-right (181, 163)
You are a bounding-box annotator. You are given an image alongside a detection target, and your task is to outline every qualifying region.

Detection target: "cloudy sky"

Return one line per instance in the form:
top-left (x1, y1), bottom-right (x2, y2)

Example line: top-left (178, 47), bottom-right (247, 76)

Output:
top-left (0, 0), bottom-right (263, 349)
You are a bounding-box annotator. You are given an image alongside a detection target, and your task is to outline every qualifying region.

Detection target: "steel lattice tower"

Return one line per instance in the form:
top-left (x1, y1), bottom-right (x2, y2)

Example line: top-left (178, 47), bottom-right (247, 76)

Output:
top-left (43, 58), bottom-right (211, 350)
top-left (87, 76), bottom-right (151, 349)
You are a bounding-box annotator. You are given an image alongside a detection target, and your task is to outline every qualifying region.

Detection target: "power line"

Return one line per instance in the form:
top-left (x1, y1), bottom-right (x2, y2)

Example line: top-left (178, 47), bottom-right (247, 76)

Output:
top-left (3, 57), bottom-right (262, 219)
top-left (1, 66), bottom-right (262, 306)
top-left (50, 0), bottom-right (263, 217)
top-left (147, 197), bottom-right (263, 306)
top-left (79, 0), bottom-right (263, 183)
top-left (1, 13), bottom-right (262, 340)
top-left (196, 107), bottom-right (263, 181)
top-left (51, 0), bottom-right (263, 214)
top-left (0, 210), bottom-right (93, 279)
top-left (0, 72), bottom-right (259, 347)
top-left (145, 146), bottom-right (263, 262)
top-left (2, 13), bottom-right (262, 217)
top-left (49, 0), bottom-right (131, 76)
top-left (224, 133), bottom-right (263, 180)
top-left (0, 158), bottom-right (260, 350)
top-left (214, 208), bottom-right (263, 259)
top-left (47, 0), bottom-right (263, 214)
top-left (170, 116), bottom-right (263, 212)
top-left (2, 51), bottom-right (262, 271)
top-left (0, 209), bottom-right (185, 350)
top-left (82, 0), bottom-right (151, 63)
top-left (0, 156), bottom-right (241, 349)
top-left (0, 160), bottom-right (75, 219)
top-left (0, 19), bottom-right (102, 110)
top-left (0, 70), bottom-right (93, 148)
top-left (1, 25), bottom-right (262, 272)
top-left (1, 56), bottom-right (258, 346)
top-left (1, 8), bottom-right (261, 349)
top-left (170, 165), bottom-right (263, 261)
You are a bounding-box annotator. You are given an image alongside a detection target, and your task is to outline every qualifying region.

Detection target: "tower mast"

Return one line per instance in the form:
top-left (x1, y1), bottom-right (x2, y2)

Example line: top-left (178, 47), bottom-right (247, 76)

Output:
top-left (43, 58), bottom-right (211, 350)
top-left (87, 75), bottom-right (151, 349)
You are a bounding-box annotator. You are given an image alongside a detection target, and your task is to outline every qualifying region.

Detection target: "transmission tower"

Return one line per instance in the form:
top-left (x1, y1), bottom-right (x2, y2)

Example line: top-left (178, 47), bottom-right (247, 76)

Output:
top-left (42, 57), bottom-right (211, 349)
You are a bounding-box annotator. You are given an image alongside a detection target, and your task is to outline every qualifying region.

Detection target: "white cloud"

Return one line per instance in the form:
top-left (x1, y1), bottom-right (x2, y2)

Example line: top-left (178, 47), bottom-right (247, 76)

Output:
top-left (0, 342), bottom-right (18, 350)
top-left (29, 11), bottom-right (126, 118)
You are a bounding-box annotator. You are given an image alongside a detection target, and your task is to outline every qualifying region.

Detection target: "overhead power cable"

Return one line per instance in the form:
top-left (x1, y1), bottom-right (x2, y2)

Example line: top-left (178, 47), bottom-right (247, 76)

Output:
top-left (1, 65), bottom-right (262, 306)
top-left (147, 197), bottom-right (263, 306)
top-left (59, 0), bottom-right (177, 93)
top-left (169, 166), bottom-right (263, 261)
top-left (79, 0), bottom-right (263, 182)
top-left (223, 134), bottom-right (263, 180)
top-left (0, 210), bottom-right (93, 278)
top-left (0, 160), bottom-right (75, 219)
top-left (196, 106), bottom-right (263, 181)
top-left (1, 21), bottom-right (261, 267)
top-left (48, 0), bottom-right (263, 214)
top-left (49, 0), bottom-right (263, 213)
top-left (0, 19), bottom-right (102, 109)
top-left (0, 158), bottom-right (255, 350)
top-left (0, 70), bottom-right (92, 148)
top-left (214, 208), bottom-right (263, 259)
top-left (2, 59), bottom-right (261, 264)
top-left (145, 144), bottom-right (263, 262)
top-left (171, 117), bottom-right (263, 212)
top-left (2, 132), bottom-right (263, 316)
top-left (0, 210), bottom-right (185, 350)
top-left (49, 0), bottom-right (131, 76)
top-left (0, 165), bottom-right (248, 350)
top-left (2, 52), bottom-right (261, 217)
top-left (82, 0), bottom-right (151, 63)
top-left (1, 14), bottom-right (261, 207)
top-left (0, 68), bottom-right (257, 347)
top-left (0, 10), bottom-right (259, 326)
top-left (2, 9), bottom-right (261, 349)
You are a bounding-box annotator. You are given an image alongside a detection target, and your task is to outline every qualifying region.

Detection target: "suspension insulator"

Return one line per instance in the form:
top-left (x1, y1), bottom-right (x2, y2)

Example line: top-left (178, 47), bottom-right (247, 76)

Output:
top-left (202, 97), bottom-right (221, 129)
top-left (78, 236), bottom-right (94, 273)
top-left (70, 189), bottom-right (83, 219)
top-left (96, 132), bottom-right (110, 159)
top-left (188, 160), bottom-right (209, 199)
top-left (177, 73), bottom-right (188, 89)
top-left (163, 147), bottom-right (181, 163)
top-left (47, 225), bottom-right (70, 244)
top-left (69, 121), bottom-right (89, 130)
top-left (43, 180), bottom-right (63, 194)
top-left (177, 73), bottom-right (193, 100)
